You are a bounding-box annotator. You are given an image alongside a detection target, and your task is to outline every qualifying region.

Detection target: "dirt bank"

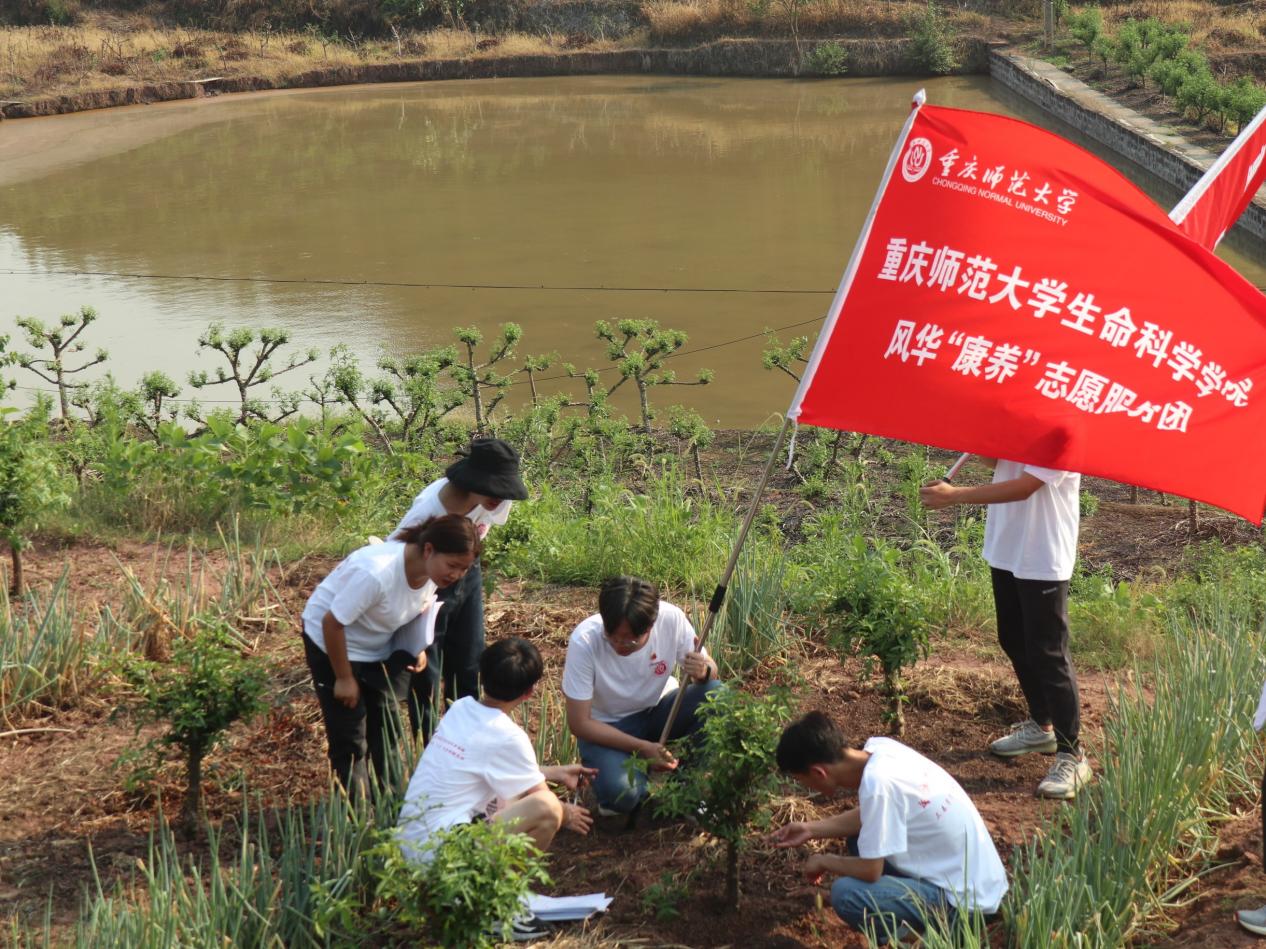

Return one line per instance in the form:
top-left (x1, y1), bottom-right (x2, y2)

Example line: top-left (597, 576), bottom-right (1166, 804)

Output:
top-left (0, 36), bottom-right (990, 120)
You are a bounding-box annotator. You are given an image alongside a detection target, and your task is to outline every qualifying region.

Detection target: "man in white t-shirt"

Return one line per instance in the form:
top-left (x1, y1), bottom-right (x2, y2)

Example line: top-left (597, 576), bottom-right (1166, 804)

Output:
top-left (390, 438), bottom-right (527, 740)
top-left (398, 637), bottom-right (594, 858)
top-left (562, 576), bottom-right (720, 815)
top-left (770, 712), bottom-right (1008, 944)
top-left (920, 457), bottom-right (1091, 800)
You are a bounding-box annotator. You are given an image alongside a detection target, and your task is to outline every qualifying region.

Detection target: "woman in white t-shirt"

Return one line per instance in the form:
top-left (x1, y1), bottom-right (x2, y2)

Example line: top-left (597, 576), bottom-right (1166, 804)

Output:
top-left (302, 514), bottom-right (482, 797)
top-left (562, 576), bottom-right (720, 815)
top-left (391, 438), bottom-right (528, 741)
top-left (921, 457), bottom-right (1091, 801)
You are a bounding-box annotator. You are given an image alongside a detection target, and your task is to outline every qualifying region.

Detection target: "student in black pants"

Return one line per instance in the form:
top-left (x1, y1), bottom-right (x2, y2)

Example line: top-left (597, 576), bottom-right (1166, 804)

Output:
top-left (390, 438), bottom-right (528, 741)
top-left (301, 515), bottom-right (481, 797)
top-left (921, 456), bottom-right (1091, 800)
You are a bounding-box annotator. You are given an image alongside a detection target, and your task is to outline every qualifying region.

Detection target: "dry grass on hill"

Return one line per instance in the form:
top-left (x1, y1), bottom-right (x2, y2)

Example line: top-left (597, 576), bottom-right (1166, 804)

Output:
top-left (0, 16), bottom-right (593, 100)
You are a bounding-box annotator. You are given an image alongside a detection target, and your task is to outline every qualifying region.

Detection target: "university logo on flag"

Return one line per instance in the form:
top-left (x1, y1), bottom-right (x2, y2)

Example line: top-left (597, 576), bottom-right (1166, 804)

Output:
top-left (789, 94), bottom-right (1266, 521)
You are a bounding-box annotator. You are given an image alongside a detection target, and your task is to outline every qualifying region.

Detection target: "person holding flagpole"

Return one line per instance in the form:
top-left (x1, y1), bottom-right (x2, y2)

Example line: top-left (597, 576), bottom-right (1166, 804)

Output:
top-left (920, 457), bottom-right (1092, 800)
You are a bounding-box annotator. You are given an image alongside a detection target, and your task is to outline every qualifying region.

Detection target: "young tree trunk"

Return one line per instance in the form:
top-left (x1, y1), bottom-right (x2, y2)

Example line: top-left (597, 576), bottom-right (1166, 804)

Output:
top-left (726, 839), bottom-right (740, 908)
top-left (1129, 484), bottom-right (1139, 504)
top-left (528, 371), bottom-right (539, 406)
top-left (886, 672), bottom-right (904, 737)
top-left (692, 444), bottom-right (704, 483)
top-left (8, 541), bottom-right (22, 596)
top-left (1188, 498), bottom-right (1199, 534)
top-left (637, 381), bottom-right (652, 436)
top-left (55, 367), bottom-right (70, 421)
top-left (182, 744), bottom-right (204, 834)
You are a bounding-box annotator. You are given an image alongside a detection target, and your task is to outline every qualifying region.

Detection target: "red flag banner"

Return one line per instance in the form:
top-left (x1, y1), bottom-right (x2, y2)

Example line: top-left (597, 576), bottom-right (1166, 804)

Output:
top-left (788, 95), bottom-right (1266, 522)
top-left (1170, 103), bottom-right (1266, 250)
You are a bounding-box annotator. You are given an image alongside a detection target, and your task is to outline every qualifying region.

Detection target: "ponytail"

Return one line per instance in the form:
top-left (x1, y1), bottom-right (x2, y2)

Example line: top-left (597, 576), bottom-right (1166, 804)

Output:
top-left (397, 514), bottom-right (482, 557)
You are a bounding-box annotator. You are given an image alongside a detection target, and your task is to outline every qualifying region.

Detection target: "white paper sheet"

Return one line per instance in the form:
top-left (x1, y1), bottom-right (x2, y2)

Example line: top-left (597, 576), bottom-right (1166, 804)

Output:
top-left (525, 893), bottom-right (613, 921)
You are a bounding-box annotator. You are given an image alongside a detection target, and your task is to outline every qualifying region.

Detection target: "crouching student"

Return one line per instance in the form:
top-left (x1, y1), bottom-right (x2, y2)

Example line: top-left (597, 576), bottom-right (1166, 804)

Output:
top-left (770, 712), bottom-right (1008, 944)
top-left (301, 515), bottom-right (480, 798)
top-left (562, 576), bottom-right (721, 816)
top-left (397, 636), bottom-right (594, 860)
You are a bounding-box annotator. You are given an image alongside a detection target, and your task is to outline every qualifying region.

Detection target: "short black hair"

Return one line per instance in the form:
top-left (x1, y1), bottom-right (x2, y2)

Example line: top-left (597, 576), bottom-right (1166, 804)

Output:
top-left (598, 576), bottom-right (660, 636)
top-left (480, 637), bottom-right (544, 702)
top-left (776, 711), bottom-right (847, 774)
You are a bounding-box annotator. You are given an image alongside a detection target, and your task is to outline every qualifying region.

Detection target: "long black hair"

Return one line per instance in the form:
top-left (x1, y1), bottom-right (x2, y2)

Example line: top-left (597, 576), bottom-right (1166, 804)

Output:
top-left (396, 514), bottom-right (483, 558)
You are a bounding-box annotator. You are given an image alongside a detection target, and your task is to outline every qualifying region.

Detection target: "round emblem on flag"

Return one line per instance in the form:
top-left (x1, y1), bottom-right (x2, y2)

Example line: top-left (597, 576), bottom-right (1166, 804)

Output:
top-left (901, 137), bottom-right (934, 183)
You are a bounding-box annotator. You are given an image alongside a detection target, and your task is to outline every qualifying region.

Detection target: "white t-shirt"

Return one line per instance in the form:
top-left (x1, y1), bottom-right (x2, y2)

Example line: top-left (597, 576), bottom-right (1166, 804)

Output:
top-left (301, 542), bottom-right (439, 663)
top-left (397, 696), bottom-right (545, 862)
top-left (981, 460), bottom-right (1081, 582)
top-left (561, 602), bottom-right (702, 723)
top-left (394, 477), bottom-right (513, 540)
top-left (857, 737), bottom-right (1009, 914)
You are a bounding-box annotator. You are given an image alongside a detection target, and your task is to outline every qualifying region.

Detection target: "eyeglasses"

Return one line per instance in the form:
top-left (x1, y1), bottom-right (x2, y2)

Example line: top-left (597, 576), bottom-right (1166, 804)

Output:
top-left (606, 629), bottom-right (650, 649)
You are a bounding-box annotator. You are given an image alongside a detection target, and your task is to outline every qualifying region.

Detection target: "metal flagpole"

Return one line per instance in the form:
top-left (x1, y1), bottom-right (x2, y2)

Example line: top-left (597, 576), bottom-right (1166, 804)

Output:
top-left (656, 416), bottom-right (793, 744)
top-left (655, 89), bottom-right (930, 744)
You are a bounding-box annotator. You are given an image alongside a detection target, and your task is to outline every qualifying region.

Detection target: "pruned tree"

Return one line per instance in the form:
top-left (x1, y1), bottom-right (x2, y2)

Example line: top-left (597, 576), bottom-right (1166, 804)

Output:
top-left (372, 347), bottom-right (464, 445)
top-left (187, 323), bottom-right (317, 425)
top-left (761, 332), bottom-right (864, 473)
top-left (15, 305), bottom-right (108, 421)
top-left (328, 346), bottom-right (395, 451)
top-left (451, 323), bottom-right (522, 434)
top-left (131, 371), bottom-right (183, 441)
top-left (518, 352), bottom-right (558, 406)
top-left (596, 319), bottom-right (713, 435)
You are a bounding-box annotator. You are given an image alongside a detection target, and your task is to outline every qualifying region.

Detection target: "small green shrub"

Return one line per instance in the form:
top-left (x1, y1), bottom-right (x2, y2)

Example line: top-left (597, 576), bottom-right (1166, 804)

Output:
top-left (794, 518), bottom-right (932, 734)
top-left (1078, 489), bottom-right (1098, 517)
top-left (0, 411), bottom-right (72, 594)
top-left (909, 1), bottom-right (957, 75)
top-left (405, 820), bottom-right (550, 948)
top-left (803, 40), bottom-right (848, 76)
top-left (119, 620), bottom-right (268, 831)
top-left (654, 686), bottom-right (794, 907)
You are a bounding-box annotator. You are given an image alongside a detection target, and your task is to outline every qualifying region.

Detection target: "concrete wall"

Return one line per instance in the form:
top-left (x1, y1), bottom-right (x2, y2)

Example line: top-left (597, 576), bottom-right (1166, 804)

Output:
top-left (989, 48), bottom-right (1266, 244)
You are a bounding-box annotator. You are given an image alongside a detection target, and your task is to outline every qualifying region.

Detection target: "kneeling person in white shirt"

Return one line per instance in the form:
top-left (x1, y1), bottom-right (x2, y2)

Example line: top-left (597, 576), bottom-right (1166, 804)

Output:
top-left (562, 576), bottom-right (721, 815)
top-left (770, 712), bottom-right (1008, 944)
top-left (398, 637), bottom-right (595, 863)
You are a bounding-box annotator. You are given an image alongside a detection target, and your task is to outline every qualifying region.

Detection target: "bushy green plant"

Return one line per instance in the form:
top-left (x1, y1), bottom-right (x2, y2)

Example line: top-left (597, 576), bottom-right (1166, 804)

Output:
top-left (1067, 3), bottom-right (1102, 56)
top-left (0, 411), bottom-right (72, 594)
top-left (402, 820), bottom-right (550, 948)
top-left (908, 1), bottom-right (957, 75)
top-left (452, 323), bottom-right (522, 434)
top-left (1078, 489), bottom-right (1098, 517)
top-left (654, 686), bottom-right (794, 907)
top-left (795, 518), bottom-right (932, 734)
top-left (803, 40), bottom-right (848, 75)
top-left (119, 620), bottom-right (268, 831)
top-left (667, 405), bottom-right (714, 482)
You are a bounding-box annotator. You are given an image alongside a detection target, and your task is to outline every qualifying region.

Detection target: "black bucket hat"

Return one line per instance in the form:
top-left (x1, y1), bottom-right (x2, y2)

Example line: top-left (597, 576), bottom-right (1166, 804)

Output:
top-left (445, 438), bottom-right (528, 501)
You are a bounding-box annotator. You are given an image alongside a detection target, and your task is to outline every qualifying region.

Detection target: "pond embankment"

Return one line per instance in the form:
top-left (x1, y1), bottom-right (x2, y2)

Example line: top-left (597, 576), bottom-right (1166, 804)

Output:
top-left (0, 36), bottom-right (991, 119)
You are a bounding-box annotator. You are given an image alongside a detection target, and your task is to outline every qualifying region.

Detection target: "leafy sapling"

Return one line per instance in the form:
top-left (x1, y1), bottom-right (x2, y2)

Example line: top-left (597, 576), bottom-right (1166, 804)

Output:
top-left (377, 820), bottom-right (550, 949)
top-left (0, 411), bottom-right (71, 594)
top-left (120, 619), bottom-right (268, 832)
top-left (15, 305), bottom-right (108, 421)
top-left (654, 686), bottom-right (795, 907)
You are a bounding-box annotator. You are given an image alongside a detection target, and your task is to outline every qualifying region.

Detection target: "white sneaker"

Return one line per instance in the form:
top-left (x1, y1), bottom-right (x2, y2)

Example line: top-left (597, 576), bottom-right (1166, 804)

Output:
top-left (1237, 905), bottom-right (1266, 935)
top-left (495, 912), bottom-right (551, 942)
top-left (1036, 752), bottom-right (1092, 800)
top-left (989, 719), bottom-right (1057, 757)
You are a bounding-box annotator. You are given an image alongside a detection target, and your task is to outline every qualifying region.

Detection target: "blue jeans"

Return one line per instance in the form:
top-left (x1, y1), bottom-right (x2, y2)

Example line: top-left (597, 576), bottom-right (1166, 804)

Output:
top-left (577, 679), bottom-right (722, 813)
top-left (831, 837), bottom-right (952, 944)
